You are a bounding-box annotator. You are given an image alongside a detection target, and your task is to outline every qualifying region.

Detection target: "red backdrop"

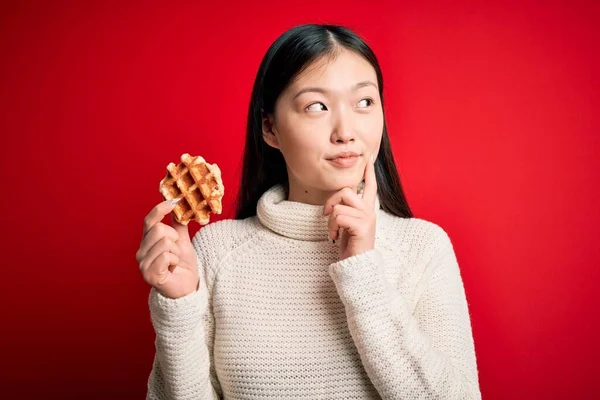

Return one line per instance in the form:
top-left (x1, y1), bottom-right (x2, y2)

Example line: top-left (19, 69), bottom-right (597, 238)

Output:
top-left (1, 1), bottom-right (598, 398)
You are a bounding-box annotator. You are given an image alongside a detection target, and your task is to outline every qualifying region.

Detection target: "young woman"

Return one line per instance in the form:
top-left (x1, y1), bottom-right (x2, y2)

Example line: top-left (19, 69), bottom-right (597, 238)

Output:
top-left (137, 24), bottom-right (481, 400)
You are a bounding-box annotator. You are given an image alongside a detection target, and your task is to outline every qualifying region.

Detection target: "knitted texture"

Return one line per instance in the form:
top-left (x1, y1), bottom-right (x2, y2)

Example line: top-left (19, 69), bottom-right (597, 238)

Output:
top-left (146, 184), bottom-right (481, 399)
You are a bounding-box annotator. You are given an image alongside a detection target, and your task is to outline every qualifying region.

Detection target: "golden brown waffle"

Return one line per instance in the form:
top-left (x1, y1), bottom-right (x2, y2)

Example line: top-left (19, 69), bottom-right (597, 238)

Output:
top-left (159, 153), bottom-right (224, 225)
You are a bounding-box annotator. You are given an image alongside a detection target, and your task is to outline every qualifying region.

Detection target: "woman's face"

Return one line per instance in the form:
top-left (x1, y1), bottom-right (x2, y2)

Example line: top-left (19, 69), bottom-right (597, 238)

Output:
top-left (263, 49), bottom-right (384, 204)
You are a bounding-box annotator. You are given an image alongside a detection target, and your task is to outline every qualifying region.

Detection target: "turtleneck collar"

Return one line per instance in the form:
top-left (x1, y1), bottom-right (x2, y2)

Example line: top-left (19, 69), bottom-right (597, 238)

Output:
top-left (256, 183), bottom-right (381, 242)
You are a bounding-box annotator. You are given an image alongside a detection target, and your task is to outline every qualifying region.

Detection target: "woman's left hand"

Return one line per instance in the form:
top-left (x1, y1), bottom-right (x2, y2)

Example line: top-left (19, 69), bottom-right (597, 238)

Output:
top-left (323, 153), bottom-right (378, 260)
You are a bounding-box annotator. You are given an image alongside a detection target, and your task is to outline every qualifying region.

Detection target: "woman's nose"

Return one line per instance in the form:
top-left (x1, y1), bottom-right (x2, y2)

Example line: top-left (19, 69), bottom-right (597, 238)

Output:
top-left (334, 131), bottom-right (355, 143)
top-left (331, 108), bottom-right (356, 143)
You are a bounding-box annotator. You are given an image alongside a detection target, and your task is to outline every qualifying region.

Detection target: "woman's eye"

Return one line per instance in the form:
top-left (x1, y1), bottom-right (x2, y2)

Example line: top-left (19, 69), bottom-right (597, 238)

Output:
top-left (357, 98), bottom-right (374, 108)
top-left (306, 102), bottom-right (327, 112)
top-left (305, 99), bottom-right (373, 112)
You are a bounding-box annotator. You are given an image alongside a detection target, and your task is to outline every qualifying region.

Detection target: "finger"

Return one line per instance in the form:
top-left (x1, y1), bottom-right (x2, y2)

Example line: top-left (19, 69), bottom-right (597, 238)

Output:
top-left (170, 211), bottom-right (191, 243)
top-left (362, 152), bottom-right (378, 210)
top-left (143, 198), bottom-right (182, 237)
top-left (136, 222), bottom-right (180, 262)
top-left (138, 236), bottom-right (181, 271)
top-left (328, 214), bottom-right (362, 240)
top-left (327, 204), bottom-right (363, 240)
top-left (323, 187), bottom-right (364, 216)
top-left (143, 252), bottom-right (180, 287)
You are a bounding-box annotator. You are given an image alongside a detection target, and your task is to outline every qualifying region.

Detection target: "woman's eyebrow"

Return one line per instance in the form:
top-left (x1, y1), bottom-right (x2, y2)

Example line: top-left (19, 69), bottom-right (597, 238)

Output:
top-left (292, 80), bottom-right (377, 100)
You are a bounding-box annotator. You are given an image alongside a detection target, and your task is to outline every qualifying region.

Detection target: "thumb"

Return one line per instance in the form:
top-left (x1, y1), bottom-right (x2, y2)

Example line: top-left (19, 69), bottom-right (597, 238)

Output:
top-left (170, 211), bottom-right (191, 243)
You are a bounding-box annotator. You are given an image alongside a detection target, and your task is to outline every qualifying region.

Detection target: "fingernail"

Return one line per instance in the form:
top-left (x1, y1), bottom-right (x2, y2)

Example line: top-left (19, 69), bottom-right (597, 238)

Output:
top-left (370, 153), bottom-right (374, 164)
top-left (170, 197), bottom-right (182, 207)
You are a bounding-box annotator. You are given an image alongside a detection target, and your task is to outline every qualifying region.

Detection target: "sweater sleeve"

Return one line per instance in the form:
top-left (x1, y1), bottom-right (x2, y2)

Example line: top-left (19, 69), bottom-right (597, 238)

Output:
top-left (146, 228), bottom-right (223, 400)
top-left (328, 229), bottom-right (481, 400)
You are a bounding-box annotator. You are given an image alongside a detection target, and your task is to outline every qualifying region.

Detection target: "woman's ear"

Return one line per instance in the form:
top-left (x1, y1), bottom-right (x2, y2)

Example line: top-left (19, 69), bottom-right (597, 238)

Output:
top-left (261, 110), bottom-right (280, 149)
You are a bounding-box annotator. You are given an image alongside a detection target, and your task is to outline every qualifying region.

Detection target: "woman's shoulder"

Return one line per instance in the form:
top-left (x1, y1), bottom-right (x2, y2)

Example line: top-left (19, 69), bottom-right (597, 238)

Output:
top-left (192, 215), bottom-right (262, 248)
top-left (377, 211), bottom-right (453, 257)
top-left (186, 217), bottom-right (262, 286)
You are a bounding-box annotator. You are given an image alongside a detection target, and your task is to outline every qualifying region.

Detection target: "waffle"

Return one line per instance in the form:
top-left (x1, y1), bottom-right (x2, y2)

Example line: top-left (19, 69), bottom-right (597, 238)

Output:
top-left (159, 153), bottom-right (224, 225)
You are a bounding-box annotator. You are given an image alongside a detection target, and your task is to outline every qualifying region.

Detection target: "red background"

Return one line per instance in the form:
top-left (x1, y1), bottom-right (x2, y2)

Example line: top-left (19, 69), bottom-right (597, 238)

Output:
top-left (1, 1), bottom-right (598, 398)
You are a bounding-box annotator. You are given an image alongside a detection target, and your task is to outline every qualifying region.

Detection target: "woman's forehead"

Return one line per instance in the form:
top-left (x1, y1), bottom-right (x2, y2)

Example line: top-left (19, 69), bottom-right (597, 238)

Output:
top-left (289, 50), bottom-right (378, 93)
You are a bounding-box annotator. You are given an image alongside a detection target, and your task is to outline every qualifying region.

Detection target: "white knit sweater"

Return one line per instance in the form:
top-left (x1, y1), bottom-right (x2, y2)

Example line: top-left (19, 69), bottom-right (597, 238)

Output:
top-left (146, 184), bottom-right (481, 399)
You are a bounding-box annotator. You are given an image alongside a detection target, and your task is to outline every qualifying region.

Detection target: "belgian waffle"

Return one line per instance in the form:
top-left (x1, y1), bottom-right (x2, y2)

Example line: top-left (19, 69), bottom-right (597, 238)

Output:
top-left (159, 153), bottom-right (224, 225)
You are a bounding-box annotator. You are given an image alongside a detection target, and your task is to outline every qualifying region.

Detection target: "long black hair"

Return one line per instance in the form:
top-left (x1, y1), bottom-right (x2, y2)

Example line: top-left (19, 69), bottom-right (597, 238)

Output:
top-left (235, 24), bottom-right (413, 220)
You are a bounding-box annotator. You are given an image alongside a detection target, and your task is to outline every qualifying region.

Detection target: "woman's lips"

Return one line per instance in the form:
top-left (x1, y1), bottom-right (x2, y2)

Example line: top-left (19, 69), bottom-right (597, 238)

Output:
top-left (328, 155), bottom-right (359, 167)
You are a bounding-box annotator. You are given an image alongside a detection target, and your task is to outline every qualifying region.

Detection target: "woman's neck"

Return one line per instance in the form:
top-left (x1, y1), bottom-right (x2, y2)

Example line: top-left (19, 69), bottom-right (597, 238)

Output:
top-left (285, 177), bottom-right (361, 205)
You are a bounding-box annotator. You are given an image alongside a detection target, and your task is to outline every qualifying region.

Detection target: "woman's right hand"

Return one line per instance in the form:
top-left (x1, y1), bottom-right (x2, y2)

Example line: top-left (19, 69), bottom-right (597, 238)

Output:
top-left (136, 199), bottom-right (200, 299)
